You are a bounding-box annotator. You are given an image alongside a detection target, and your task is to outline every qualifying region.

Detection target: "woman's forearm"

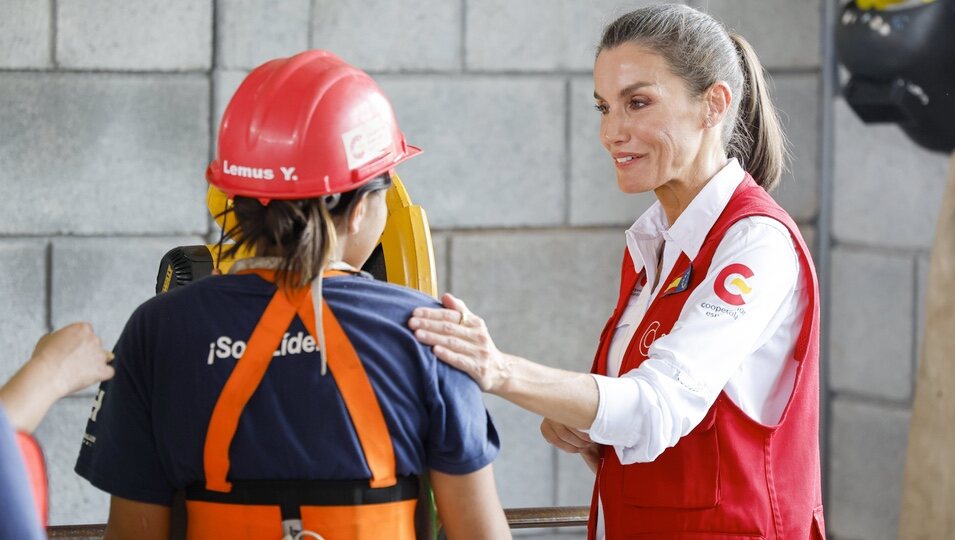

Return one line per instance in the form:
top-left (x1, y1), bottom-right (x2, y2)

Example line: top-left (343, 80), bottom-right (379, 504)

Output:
top-left (491, 354), bottom-right (599, 430)
top-left (0, 359), bottom-right (61, 433)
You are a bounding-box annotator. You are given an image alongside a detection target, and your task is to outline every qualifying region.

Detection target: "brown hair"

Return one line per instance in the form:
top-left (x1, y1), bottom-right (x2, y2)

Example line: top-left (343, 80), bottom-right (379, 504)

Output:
top-left (223, 173), bottom-right (392, 290)
top-left (598, 4), bottom-right (787, 191)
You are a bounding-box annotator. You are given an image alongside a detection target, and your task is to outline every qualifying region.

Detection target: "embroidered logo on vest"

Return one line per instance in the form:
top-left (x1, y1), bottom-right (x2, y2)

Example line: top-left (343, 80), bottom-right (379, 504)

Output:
top-left (638, 320), bottom-right (665, 357)
top-left (714, 263), bottom-right (754, 306)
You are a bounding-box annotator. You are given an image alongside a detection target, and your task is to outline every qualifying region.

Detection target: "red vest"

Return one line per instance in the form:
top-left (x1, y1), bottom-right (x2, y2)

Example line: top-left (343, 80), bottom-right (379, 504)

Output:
top-left (589, 176), bottom-right (826, 539)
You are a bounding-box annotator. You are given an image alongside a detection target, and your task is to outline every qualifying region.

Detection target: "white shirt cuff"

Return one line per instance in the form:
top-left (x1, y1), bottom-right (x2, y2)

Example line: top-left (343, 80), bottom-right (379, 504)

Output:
top-left (588, 373), bottom-right (642, 448)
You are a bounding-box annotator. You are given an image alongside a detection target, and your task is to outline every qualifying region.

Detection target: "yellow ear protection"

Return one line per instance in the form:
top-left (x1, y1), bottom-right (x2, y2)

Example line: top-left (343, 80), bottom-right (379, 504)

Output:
top-left (157, 174), bottom-right (437, 297)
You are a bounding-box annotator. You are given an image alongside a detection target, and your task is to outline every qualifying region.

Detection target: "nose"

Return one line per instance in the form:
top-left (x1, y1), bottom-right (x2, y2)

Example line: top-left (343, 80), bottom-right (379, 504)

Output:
top-left (601, 109), bottom-right (629, 146)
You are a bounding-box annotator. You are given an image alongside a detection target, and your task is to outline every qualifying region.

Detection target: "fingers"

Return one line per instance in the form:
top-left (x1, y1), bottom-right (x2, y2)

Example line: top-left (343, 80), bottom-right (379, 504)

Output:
top-left (540, 419), bottom-right (595, 454)
top-left (409, 294), bottom-right (502, 391)
top-left (410, 294), bottom-right (483, 328)
top-left (100, 363), bottom-right (117, 381)
top-left (581, 445), bottom-right (600, 474)
top-left (441, 293), bottom-right (468, 314)
top-left (409, 316), bottom-right (476, 342)
top-left (410, 305), bottom-right (473, 326)
top-left (409, 296), bottom-right (487, 345)
top-left (416, 327), bottom-right (482, 358)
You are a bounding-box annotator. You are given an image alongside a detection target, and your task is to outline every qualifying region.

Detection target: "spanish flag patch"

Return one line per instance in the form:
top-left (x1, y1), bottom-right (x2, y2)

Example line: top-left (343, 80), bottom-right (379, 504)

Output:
top-left (661, 266), bottom-right (692, 297)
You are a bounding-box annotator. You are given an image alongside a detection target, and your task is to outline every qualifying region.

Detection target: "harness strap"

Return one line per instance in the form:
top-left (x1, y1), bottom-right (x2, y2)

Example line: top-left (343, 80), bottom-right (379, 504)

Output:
top-left (186, 476), bottom-right (419, 507)
top-left (297, 294), bottom-right (398, 489)
top-left (204, 287), bottom-right (308, 492)
top-left (203, 269), bottom-right (398, 493)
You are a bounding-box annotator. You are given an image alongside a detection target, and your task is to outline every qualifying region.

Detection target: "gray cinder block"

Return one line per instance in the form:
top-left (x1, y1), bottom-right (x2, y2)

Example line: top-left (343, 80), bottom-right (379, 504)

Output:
top-left (798, 224), bottom-right (817, 263)
top-left (0, 241), bottom-right (47, 382)
top-left (216, 0), bottom-right (309, 70)
top-left (0, 0), bottom-right (52, 68)
top-left (828, 398), bottom-right (910, 540)
top-left (556, 450), bottom-right (595, 506)
top-left (833, 99), bottom-right (949, 250)
top-left (378, 76), bottom-right (566, 229)
top-left (466, 0), bottom-right (676, 72)
top-left (466, 0), bottom-right (565, 72)
top-left (430, 232), bottom-right (450, 297)
top-left (57, 0), bottom-right (212, 70)
top-left (692, 0), bottom-right (821, 70)
top-left (311, 0), bottom-right (461, 72)
top-left (564, 1), bottom-right (665, 72)
top-left (449, 230), bottom-right (622, 372)
top-left (771, 74), bottom-right (820, 223)
top-left (915, 252), bottom-right (929, 370)
top-left (829, 248), bottom-right (914, 401)
top-left (51, 237), bottom-right (205, 394)
top-left (0, 73), bottom-right (209, 235)
top-left (485, 394), bottom-right (555, 508)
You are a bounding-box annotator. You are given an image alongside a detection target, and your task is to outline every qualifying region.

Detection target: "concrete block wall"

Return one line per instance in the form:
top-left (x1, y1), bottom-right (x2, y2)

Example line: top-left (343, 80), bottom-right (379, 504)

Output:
top-left (827, 97), bottom-right (949, 539)
top-left (5, 1), bottom-right (933, 539)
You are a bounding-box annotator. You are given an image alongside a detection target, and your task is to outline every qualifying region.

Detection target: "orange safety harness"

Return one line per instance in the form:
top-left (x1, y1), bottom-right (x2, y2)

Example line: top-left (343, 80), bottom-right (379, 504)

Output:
top-left (185, 269), bottom-right (417, 540)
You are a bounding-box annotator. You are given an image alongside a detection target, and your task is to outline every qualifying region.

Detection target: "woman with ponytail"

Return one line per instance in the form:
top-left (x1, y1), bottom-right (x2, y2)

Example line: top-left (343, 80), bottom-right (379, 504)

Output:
top-left (410, 5), bottom-right (824, 538)
top-left (75, 51), bottom-right (509, 540)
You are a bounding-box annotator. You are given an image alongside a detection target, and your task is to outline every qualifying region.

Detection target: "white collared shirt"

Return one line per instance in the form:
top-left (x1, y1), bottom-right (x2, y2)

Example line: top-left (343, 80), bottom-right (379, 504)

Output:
top-left (588, 158), bottom-right (806, 465)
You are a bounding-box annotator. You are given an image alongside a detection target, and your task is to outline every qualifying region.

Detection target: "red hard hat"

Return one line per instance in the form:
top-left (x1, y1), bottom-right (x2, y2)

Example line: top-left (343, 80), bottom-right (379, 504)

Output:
top-left (207, 50), bottom-right (421, 202)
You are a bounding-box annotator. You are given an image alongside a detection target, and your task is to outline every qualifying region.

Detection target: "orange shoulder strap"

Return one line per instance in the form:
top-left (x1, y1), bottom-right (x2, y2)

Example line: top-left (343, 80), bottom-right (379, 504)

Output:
top-left (203, 287), bottom-right (306, 492)
top-left (297, 298), bottom-right (397, 488)
top-left (203, 270), bottom-right (397, 492)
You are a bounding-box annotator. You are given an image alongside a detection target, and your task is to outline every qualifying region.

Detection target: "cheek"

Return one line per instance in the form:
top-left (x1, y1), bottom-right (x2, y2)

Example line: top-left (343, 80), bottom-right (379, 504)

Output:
top-left (370, 202), bottom-right (388, 239)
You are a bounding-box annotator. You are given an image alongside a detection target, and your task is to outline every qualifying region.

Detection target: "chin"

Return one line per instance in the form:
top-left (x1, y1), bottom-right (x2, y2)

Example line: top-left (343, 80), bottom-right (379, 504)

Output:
top-left (616, 174), bottom-right (654, 194)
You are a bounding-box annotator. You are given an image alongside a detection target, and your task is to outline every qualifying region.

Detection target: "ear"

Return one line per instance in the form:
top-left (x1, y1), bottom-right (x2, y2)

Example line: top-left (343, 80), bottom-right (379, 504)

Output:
top-left (347, 194), bottom-right (368, 235)
top-left (702, 81), bottom-right (732, 128)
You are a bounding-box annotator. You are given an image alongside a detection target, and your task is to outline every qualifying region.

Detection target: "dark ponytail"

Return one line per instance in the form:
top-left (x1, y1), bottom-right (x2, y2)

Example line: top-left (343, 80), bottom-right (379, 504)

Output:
top-left (728, 33), bottom-right (787, 192)
top-left (224, 173), bottom-right (392, 290)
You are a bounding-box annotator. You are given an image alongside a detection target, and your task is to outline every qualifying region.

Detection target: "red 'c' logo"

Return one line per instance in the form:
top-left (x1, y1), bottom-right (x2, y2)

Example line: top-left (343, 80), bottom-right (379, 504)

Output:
top-left (714, 263), bottom-right (754, 306)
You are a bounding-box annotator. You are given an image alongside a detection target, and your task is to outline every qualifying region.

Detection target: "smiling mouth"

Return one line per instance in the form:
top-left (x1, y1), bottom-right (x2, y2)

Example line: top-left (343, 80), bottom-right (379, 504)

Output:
top-left (613, 154), bottom-right (643, 168)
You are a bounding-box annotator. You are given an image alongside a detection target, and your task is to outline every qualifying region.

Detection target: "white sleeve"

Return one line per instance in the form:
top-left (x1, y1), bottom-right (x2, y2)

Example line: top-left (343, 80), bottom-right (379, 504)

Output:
top-left (587, 217), bottom-right (799, 464)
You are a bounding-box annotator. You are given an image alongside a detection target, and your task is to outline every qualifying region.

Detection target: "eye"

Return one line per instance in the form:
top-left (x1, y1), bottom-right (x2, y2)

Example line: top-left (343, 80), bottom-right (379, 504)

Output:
top-left (593, 103), bottom-right (609, 115)
top-left (628, 97), bottom-right (649, 110)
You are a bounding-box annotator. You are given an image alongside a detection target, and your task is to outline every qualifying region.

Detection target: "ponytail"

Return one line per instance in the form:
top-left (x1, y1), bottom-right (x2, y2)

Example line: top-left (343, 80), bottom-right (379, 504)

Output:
top-left (226, 197), bottom-right (338, 291)
top-left (225, 173), bottom-right (392, 291)
top-left (728, 32), bottom-right (788, 192)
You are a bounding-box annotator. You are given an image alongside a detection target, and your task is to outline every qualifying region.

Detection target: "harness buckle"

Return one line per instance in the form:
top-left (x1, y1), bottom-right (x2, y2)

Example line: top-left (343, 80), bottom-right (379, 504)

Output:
top-left (281, 518), bottom-right (325, 540)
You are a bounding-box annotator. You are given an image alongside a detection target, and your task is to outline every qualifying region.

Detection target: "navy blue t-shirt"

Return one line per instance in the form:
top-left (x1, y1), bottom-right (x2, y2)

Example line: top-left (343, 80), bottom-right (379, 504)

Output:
top-left (75, 272), bottom-right (499, 506)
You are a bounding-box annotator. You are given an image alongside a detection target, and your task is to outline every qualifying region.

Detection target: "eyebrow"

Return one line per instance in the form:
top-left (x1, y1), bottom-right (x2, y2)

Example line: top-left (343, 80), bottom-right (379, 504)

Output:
top-left (593, 81), bottom-right (654, 101)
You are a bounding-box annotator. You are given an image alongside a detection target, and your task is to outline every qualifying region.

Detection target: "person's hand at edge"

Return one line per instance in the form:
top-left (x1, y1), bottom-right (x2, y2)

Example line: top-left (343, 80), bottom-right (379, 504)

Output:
top-left (0, 323), bottom-right (115, 433)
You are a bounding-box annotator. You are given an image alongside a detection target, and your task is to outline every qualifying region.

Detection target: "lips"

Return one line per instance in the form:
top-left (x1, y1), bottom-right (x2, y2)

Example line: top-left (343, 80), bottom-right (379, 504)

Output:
top-left (612, 152), bottom-right (644, 168)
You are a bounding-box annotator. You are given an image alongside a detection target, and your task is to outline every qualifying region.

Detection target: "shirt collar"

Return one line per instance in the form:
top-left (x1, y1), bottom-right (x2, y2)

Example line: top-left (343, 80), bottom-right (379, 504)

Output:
top-left (228, 257), bottom-right (360, 275)
top-left (625, 158), bottom-right (745, 270)
top-left (667, 158), bottom-right (745, 260)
